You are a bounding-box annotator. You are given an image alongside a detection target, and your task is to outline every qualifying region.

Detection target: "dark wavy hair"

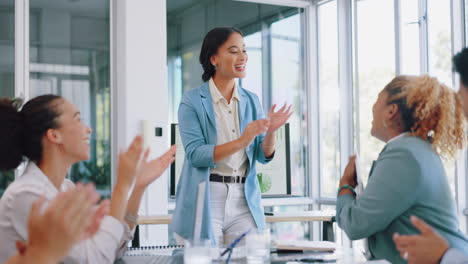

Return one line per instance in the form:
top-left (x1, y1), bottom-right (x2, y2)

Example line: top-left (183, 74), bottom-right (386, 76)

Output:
top-left (453, 47), bottom-right (468, 89)
top-left (199, 27), bottom-right (243, 82)
top-left (0, 94), bottom-right (63, 171)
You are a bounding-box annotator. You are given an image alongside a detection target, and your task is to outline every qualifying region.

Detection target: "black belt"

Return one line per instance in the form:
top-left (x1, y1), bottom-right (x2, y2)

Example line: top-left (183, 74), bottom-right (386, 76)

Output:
top-left (210, 174), bottom-right (246, 183)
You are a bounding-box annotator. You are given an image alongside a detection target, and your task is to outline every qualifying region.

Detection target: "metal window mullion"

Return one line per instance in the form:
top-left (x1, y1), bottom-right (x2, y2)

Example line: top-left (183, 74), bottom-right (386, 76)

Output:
top-left (110, 0), bottom-right (116, 189)
top-left (353, 0), bottom-right (361, 156)
top-left (337, 0), bottom-right (353, 185)
top-left (14, 0), bottom-right (29, 178)
top-left (306, 3), bottom-right (321, 242)
top-left (338, 0), bottom-right (353, 248)
top-left (419, 0), bottom-right (429, 73)
top-left (261, 23), bottom-right (272, 112)
top-left (394, 0), bottom-right (402, 75)
top-left (451, 0), bottom-right (468, 233)
top-left (14, 0), bottom-right (29, 100)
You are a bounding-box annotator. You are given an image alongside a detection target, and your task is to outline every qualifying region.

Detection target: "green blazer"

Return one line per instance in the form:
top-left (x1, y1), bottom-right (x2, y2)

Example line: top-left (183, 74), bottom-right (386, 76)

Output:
top-left (336, 135), bottom-right (468, 264)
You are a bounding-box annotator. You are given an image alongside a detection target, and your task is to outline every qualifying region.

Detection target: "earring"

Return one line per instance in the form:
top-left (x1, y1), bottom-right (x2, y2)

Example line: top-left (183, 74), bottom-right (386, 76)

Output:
top-left (213, 64), bottom-right (218, 70)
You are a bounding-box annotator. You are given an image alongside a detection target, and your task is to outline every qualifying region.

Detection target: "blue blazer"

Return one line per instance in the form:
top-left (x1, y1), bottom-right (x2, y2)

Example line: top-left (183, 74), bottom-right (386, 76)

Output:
top-left (336, 136), bottom-right (468, 263)
top-left (171, 82), bottom-right (273, 241)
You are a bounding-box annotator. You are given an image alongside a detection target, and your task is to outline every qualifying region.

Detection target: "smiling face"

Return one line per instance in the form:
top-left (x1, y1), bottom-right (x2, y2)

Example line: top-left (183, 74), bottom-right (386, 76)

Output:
top-left (210, 32), bottom-right (247, 80)
top-left (49, 99), bottom-right (92, 163)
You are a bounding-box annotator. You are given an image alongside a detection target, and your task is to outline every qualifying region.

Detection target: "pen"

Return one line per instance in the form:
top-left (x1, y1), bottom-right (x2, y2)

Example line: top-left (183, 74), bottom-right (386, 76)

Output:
top-left (220, 229), bottom-right (252, 257)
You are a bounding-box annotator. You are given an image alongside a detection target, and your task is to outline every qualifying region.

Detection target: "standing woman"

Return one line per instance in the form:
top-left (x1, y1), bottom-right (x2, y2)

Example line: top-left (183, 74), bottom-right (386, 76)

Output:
top-left (0, 95), bottom-right (176, 263)
top-left (172, 27), bottom-right (292, 244)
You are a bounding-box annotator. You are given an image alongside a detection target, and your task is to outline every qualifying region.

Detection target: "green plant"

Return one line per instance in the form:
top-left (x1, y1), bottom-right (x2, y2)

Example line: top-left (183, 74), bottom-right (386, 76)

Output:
top-left (257, 172), bottom-right (272, 193)
top-left (70, 140), bottom-right (111, 191)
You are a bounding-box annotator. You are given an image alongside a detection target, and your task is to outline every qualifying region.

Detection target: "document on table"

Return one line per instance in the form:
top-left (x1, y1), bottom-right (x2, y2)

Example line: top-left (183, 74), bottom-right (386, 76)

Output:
top-left (274, 240), bottom-right (337, 252)
top-left (359, 260), bottom-right (391, 264)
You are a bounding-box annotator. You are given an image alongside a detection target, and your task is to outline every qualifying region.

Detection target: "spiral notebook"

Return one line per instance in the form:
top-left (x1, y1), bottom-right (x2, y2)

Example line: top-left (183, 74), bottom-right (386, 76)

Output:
top-left (124, 245), bottom-right (184, 256)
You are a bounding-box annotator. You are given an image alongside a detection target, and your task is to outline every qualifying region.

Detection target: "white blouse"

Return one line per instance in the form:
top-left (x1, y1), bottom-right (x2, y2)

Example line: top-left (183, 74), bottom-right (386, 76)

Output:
top-left (0, 162), bottom-right (132, 264)
top-left (208, 78), bottom-right (248, 178)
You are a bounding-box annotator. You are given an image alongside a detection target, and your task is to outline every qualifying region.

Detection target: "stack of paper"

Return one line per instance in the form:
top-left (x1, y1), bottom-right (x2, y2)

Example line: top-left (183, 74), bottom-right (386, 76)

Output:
top-left (273, 240), bottom-right (337, 252)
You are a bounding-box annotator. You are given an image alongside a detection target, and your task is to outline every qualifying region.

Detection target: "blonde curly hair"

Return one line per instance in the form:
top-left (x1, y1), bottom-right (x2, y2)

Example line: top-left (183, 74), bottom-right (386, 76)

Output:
top-left (384, 75), bottom-right (466, 159)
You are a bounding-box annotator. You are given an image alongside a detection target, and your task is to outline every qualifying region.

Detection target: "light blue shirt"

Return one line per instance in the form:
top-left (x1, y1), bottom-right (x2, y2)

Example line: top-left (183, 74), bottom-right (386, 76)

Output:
top-left (441, 248), bottom-right (468, 264)
top-left (171, 82), bottom-right (273, 241)
top-left (336, 135), bottom-right (468, 264)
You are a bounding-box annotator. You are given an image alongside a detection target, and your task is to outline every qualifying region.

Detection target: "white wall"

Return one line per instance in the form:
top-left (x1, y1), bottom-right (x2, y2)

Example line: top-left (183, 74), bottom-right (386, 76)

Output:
top-left (113, 0), bottom-right (169, 245)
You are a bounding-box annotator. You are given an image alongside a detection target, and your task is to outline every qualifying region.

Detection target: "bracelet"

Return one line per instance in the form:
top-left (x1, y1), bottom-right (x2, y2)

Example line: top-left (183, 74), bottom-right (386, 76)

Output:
top-left (337, 184), bottom-right (356, 196)
top-left (125, 213), bottom-right (138, 225)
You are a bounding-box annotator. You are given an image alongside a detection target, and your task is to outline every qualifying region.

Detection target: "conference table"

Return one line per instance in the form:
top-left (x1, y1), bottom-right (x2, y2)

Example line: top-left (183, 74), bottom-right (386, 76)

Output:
top-left (117, 247), bottom-right (381, 264)
top-left (132, 210), bottom-right (337, 247)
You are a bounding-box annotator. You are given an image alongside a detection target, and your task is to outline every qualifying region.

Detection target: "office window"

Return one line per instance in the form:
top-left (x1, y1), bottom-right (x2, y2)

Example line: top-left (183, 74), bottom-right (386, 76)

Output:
top-left (355, 0), bottom-right (395, 183)
top-left (466, 0), bottom-right (468, 44)
top-left (167, 0), bottom-right (307, 196)
top-left (29, 0), bottom-right (111, 197)
top-left (0, 0), bottom-right (15, 196)
top-left (400, 0), bottom-right (420, 75)
top-left (318, 1), bottom-right (340, 197)
top-left (270, 13), bottom-right (306, 196)
top-left (427, 0), bottom-right (456, 192)
top-left (428, 0), bottom-right (452, 85)
top-left (242, 32), bottom-right (263, 103)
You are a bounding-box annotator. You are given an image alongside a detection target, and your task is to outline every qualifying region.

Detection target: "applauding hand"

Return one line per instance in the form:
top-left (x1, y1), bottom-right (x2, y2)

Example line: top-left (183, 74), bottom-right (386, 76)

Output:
top-left (267, 103), bottom-right (293, 133)
top-left (134, 145), bottom-right (176, 189)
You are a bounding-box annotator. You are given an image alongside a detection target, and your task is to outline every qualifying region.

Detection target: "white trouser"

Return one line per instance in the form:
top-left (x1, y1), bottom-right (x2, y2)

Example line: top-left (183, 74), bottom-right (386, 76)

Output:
top-left (175, 181), bottom-right (256, 246)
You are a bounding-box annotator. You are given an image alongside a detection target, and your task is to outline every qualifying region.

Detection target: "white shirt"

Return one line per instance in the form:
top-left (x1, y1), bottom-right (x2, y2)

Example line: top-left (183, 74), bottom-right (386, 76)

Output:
top-left (0, 162), bottom-right (132, 264)
top-left (386, 132), bottom-right (409, 145)
top-left (208, 78), bottom-right (248, 177)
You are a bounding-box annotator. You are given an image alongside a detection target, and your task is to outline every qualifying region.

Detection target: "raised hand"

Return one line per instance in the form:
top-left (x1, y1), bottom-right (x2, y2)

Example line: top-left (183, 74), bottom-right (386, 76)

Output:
top-left (134, 145), bottom-right (176, 189)
top-left (23, 184), bottom-right (101, 263)
top-left (339, 155), bottom-right (357, 188)
top-left (240, 119), bottom-right (270, 147)
top-left (116, 135), bottom-right (144, 189)
top-left (83, 199), bottom-right (110, 239)
top-left (267, 103), bottom-right (293, 133)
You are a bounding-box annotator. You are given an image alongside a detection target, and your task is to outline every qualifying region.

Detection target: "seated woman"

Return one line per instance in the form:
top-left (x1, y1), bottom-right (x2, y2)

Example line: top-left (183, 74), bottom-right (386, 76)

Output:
top-left (336, 75), bottom-right (468, 263)
top-left (5, 184), bottom-right (103, 264)
top-left (0, 95), bottom-right (176, 263)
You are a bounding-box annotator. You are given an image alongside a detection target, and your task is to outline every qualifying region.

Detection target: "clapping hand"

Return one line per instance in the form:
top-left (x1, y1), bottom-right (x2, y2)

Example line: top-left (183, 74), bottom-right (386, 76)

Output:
top-left (134, 145), bottom-right (176, 189)
top-left (267, 103), bottom-right (293, 133)
top-left (116, 135), bottom-right (144, 189)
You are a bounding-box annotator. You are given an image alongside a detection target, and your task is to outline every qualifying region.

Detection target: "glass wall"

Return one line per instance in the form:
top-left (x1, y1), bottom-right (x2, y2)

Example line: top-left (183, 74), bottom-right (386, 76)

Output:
top-left (0, 0), bottom-right (15, 196)
top-left (466, 0), bottom-right (468, 44)
top-left (427, 0), bottom-right (456, 193)
top-left (428, 0), bottom-right (452, 86)
top-left (270, 13), bottom-right (306, 195)
top-left (317, 0), bottom-right (340, 197)
top-left (355, 0), bottom-right (395, 184)
top-left (400, 0), bottom-right (420, 75)
top-left (29, 0), bottom-right (111, 196)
